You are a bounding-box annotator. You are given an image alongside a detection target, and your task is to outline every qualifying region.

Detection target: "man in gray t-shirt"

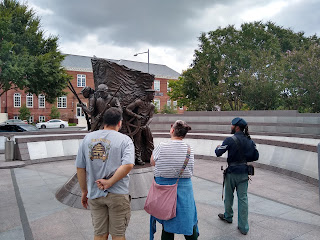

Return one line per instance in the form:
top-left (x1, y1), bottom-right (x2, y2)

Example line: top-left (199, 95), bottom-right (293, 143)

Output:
top-left (76, 107), bottom-right (134, 240)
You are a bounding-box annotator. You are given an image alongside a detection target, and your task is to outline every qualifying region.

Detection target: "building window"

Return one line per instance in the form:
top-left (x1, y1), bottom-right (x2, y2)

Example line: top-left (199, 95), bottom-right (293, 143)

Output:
top-left (154, 99), bottom-right (160, 110)
top-left (39, 116), bottom-right (45, 122)
top-left (14, 115), bottom-right (19, 120)
top-left (14, 93), bottom-right (21, 107)
top-left (167, 99), bottom-right (171, 107)
top-left (76, 103), bottom-right (85, 117)
top-left (57, 96), bottom-right (67, 108)
top-left (167, 81), bottom-right (171, 92)
top-left (38, 94), bottom-right (45, 108)
top-left (154, 80), bottom-right (160, 91)
top-left (26, 93), bottom-right (33, 108)
top-left (77, 74), bottom-right (86, 87)
top-left (29, 116), bottom-right (34, 123)
top-left (173, 101), bottom-right (177, 110)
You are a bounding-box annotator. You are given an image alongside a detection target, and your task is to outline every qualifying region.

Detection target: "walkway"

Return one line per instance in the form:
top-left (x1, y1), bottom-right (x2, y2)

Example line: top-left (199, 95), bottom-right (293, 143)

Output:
top-left (1, 157), bottom-right (320, 240)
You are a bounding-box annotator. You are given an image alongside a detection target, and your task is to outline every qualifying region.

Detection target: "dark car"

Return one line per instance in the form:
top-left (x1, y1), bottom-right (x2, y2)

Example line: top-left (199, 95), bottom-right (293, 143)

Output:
top-left (0, 124), bottom-right (39, 132)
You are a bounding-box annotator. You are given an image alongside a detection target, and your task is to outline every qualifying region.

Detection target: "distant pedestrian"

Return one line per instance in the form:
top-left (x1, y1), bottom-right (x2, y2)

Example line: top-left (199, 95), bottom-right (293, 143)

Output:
top-left (215, 117), bottom-right (259, 235)
top-left (76, 107), bottom-right (134, 240)
top-left (150, 120), bottom-right (199, 240)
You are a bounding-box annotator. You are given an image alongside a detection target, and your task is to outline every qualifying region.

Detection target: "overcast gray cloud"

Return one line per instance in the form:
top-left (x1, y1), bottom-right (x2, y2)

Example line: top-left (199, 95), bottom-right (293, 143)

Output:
top-left (24, 0), bottom-right (320, 73)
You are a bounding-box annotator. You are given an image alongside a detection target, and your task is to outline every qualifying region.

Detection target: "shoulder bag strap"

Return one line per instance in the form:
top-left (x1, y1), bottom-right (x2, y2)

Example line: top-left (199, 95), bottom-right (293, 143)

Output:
top-left (231, 135), bottom-right (246, 163)
top-left (176, 145), bottom-right (191, 183)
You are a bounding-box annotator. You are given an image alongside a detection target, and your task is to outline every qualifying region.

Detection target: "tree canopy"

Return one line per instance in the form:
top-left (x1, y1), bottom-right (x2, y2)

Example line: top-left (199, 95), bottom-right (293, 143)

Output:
top-left (168, 21), bottom-right (320, 112)
top-left (0, 0), bottom-right (71, 103)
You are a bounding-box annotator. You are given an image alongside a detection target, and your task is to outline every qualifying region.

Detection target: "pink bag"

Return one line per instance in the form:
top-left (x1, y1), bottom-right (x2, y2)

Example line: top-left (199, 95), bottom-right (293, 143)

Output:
top-left (144, 180), bottom-right (178, 220)
top-left (144, 145), bottom-right (191, 220)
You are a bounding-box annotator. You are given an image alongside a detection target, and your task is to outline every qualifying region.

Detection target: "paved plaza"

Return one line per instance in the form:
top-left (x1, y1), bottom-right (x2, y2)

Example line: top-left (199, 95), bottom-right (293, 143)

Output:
top-left (1, 155), bottom-right (320, 240)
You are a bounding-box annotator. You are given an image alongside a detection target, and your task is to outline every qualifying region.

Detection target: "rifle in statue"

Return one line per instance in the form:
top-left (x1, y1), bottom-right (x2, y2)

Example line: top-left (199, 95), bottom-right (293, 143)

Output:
top-left (91, 85), bottom-right (121, 131)
top-left (67, 81), bottom-right (91, 130)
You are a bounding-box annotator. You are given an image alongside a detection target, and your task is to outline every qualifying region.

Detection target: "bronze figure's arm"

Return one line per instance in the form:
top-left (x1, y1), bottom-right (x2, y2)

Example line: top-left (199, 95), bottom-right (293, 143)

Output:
top-left (125, 99), bottom-right (144, 120)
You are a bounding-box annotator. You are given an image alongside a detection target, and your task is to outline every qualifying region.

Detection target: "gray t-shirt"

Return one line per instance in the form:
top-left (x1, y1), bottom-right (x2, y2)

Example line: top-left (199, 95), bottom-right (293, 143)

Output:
top-left (75, 130), bottom-right (135, 199)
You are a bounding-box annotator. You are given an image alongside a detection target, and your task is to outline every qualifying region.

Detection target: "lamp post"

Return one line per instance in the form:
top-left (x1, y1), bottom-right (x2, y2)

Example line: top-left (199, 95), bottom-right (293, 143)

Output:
top-left (134, 49), bottom-right (149, 73)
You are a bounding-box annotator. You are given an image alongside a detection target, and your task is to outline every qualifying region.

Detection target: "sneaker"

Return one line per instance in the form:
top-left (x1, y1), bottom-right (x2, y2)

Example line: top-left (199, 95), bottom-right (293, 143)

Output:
top-left (238, 227), bottom-right (248, 235)
top-left (218, 213), bottom-right (232, 223)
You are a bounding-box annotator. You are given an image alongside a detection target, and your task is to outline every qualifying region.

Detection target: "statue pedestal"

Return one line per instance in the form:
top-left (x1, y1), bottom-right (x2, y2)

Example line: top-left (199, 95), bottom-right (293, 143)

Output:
top-left (56, 165), bottom-right (154, 210)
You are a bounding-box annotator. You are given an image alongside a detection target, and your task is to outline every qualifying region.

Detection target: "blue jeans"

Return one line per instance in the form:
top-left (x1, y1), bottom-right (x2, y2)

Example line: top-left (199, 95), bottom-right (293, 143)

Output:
top-left (224, 173), bottom-right (249, 233)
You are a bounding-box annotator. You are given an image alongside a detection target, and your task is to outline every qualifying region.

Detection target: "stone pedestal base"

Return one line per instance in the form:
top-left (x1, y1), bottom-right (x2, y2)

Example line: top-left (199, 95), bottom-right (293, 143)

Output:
top-left (56, 165), bottom-right (154, 210)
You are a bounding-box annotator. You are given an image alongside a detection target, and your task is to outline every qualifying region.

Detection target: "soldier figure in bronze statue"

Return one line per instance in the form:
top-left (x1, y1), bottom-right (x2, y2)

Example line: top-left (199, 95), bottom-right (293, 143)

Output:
top-left (125, 89), bottom-right (155, 165)
top-left (81, 86), bottom-right (96, 116)
top-left (91, 84), bottom-right (121, 130)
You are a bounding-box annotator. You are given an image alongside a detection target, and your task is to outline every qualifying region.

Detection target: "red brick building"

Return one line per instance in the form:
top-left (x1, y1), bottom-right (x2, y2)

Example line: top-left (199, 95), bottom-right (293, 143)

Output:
top-left (0, 54), bottom-right (182, 124)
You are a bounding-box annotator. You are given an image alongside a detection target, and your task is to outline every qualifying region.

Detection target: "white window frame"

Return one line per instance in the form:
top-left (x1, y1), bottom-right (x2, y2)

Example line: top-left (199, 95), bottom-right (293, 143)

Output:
top-left (39, 116), bottom-right (45, 122)
top-left (38, 94), bottom-right (45, 108)
top-left (77, 74), bottom-right (86, 87)
top-left (26, 93), bottom-right (33, 108)
top-left (14, 93), bottom-right (21, 108)
top-left (167, 81), bottom-right (171, 92)
top-left (57, 96), bottom-right (67, 108)
top-left (154, 80), bottom-right (160, 92)
top-left (154, 99), bottom-right (160, 110)
top-left (29, 115), bottom-right (34, 123)
top-left (167, 99), bottom-right (171, 107)
top-left (76, 103), bottom-right (85, 117)
top-left (14, 115), bottom-right (20, 120)
top-left (173, 100), bottom-right (178, 110)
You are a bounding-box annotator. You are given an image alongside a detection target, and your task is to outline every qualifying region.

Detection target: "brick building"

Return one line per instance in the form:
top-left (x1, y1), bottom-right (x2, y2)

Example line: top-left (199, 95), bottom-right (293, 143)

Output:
top-left (0, 54), bottom-right (182, 124)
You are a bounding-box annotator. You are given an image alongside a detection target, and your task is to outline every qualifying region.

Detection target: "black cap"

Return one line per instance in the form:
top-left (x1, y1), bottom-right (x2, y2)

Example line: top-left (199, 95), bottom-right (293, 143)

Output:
top-left (231, 117), bottom-right (247, 128)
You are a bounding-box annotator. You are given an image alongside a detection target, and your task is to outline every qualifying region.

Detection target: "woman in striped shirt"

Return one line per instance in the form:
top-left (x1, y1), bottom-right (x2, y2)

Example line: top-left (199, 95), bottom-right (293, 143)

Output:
top-left (150, 120), bottom-right (199, 240)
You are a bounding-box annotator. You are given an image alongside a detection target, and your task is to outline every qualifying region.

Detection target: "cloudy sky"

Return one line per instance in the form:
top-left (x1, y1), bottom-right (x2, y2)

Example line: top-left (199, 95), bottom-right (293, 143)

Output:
top-left (23, 0), bottom-right (320, 73)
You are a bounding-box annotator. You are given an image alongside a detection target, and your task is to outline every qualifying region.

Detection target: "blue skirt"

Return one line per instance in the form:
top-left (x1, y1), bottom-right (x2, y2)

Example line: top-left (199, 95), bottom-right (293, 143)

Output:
top-left (149, 177), bottom-right (199, 239)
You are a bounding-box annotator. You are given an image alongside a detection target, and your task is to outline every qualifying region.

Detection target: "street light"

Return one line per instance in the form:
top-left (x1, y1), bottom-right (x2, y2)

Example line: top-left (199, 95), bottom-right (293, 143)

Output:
top-left (134, 49), bottom-right (149, 73)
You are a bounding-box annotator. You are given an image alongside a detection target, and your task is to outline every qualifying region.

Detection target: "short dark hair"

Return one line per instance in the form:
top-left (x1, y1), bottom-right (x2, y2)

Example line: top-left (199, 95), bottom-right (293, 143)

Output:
top-left (172, 120), bottom-right (191, 138)
top-left (103, 107), bottom-right (122, 126)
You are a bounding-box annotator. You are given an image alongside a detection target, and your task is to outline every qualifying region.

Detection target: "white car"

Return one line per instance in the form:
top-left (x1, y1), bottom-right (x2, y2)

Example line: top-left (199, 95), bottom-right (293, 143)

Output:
top-left (36, 119), bottom-right (69, 129)
top-left (4, 119), bottom-right (28, 124)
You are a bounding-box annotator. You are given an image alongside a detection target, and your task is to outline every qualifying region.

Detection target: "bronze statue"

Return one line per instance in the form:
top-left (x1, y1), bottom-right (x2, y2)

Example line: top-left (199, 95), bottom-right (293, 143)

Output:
top-left (91, 84), bottom-right (121, 130)
top-left (81, 86), bottom-right (95, 116)
top-left (125, 89), bottom-right (155, 165)
top-left (80, 86), bottom-right (96, 130)
top-left (89, 58), bottom-right (155, 164)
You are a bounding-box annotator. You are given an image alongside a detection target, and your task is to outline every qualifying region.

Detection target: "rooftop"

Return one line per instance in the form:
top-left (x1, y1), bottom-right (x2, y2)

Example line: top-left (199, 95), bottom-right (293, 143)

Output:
top-left (62, 54), bottom-right (180, 79)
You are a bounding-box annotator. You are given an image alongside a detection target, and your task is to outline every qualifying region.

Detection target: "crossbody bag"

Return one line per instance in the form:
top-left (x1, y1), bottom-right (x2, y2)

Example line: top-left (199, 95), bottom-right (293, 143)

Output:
top-left (144, 145), bottom-right (191, 220)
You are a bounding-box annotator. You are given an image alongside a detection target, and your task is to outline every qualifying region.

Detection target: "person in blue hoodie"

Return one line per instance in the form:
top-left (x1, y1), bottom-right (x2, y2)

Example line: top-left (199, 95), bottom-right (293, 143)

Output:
top-left (215, 117), bottom-right (259, 235)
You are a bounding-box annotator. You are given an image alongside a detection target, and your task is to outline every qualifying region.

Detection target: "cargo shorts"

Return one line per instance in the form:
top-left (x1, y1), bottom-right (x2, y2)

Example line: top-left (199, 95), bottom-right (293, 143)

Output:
top-left (88, 193), bottom-right (131, 236)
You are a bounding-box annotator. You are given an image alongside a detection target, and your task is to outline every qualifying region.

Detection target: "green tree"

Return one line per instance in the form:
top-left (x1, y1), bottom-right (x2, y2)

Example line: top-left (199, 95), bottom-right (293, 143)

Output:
top-left (50, 105), bottom-right (60, 119)
top-left (19, 104), bottom-right (30, 121)
top-left (160, 104), bottom-right (177, 114)
top-left (282, 44), bottom-right (320, 112)
top-left (240, 50), bottom-right (285, 110)
top-left (153, 101), bottom-right (159, 114)
top-left (0, 0), bottom-right (71, 103)
top-left (170, 21), bottom-right (318, 111)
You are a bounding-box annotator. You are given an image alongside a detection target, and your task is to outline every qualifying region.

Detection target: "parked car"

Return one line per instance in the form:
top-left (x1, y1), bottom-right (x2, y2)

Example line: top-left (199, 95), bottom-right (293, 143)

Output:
top-left (3, 119), bottom-right (28, 124)
top-left (0, 123), bottom-right (39, 132)
top-left (36, 119), bottom-right (69, 129)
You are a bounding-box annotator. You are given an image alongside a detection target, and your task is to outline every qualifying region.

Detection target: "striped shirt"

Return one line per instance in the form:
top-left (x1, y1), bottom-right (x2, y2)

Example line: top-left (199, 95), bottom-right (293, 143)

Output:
top-left (153, 140), bottom-right (195, 178)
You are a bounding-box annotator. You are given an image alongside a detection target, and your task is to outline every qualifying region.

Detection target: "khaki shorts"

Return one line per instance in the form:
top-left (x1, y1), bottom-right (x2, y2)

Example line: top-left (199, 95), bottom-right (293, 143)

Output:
top-left (88, 193), bottom-right (131, 236)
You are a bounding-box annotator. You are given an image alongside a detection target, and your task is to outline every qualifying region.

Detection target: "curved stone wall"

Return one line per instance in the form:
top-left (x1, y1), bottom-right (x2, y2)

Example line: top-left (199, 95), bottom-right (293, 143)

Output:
top-left (150, 110), bottom-right (320, 136)
top-left (4, 110), bottom-right (319, 185)
top-left (153, 134), bottom-right (319, 185)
